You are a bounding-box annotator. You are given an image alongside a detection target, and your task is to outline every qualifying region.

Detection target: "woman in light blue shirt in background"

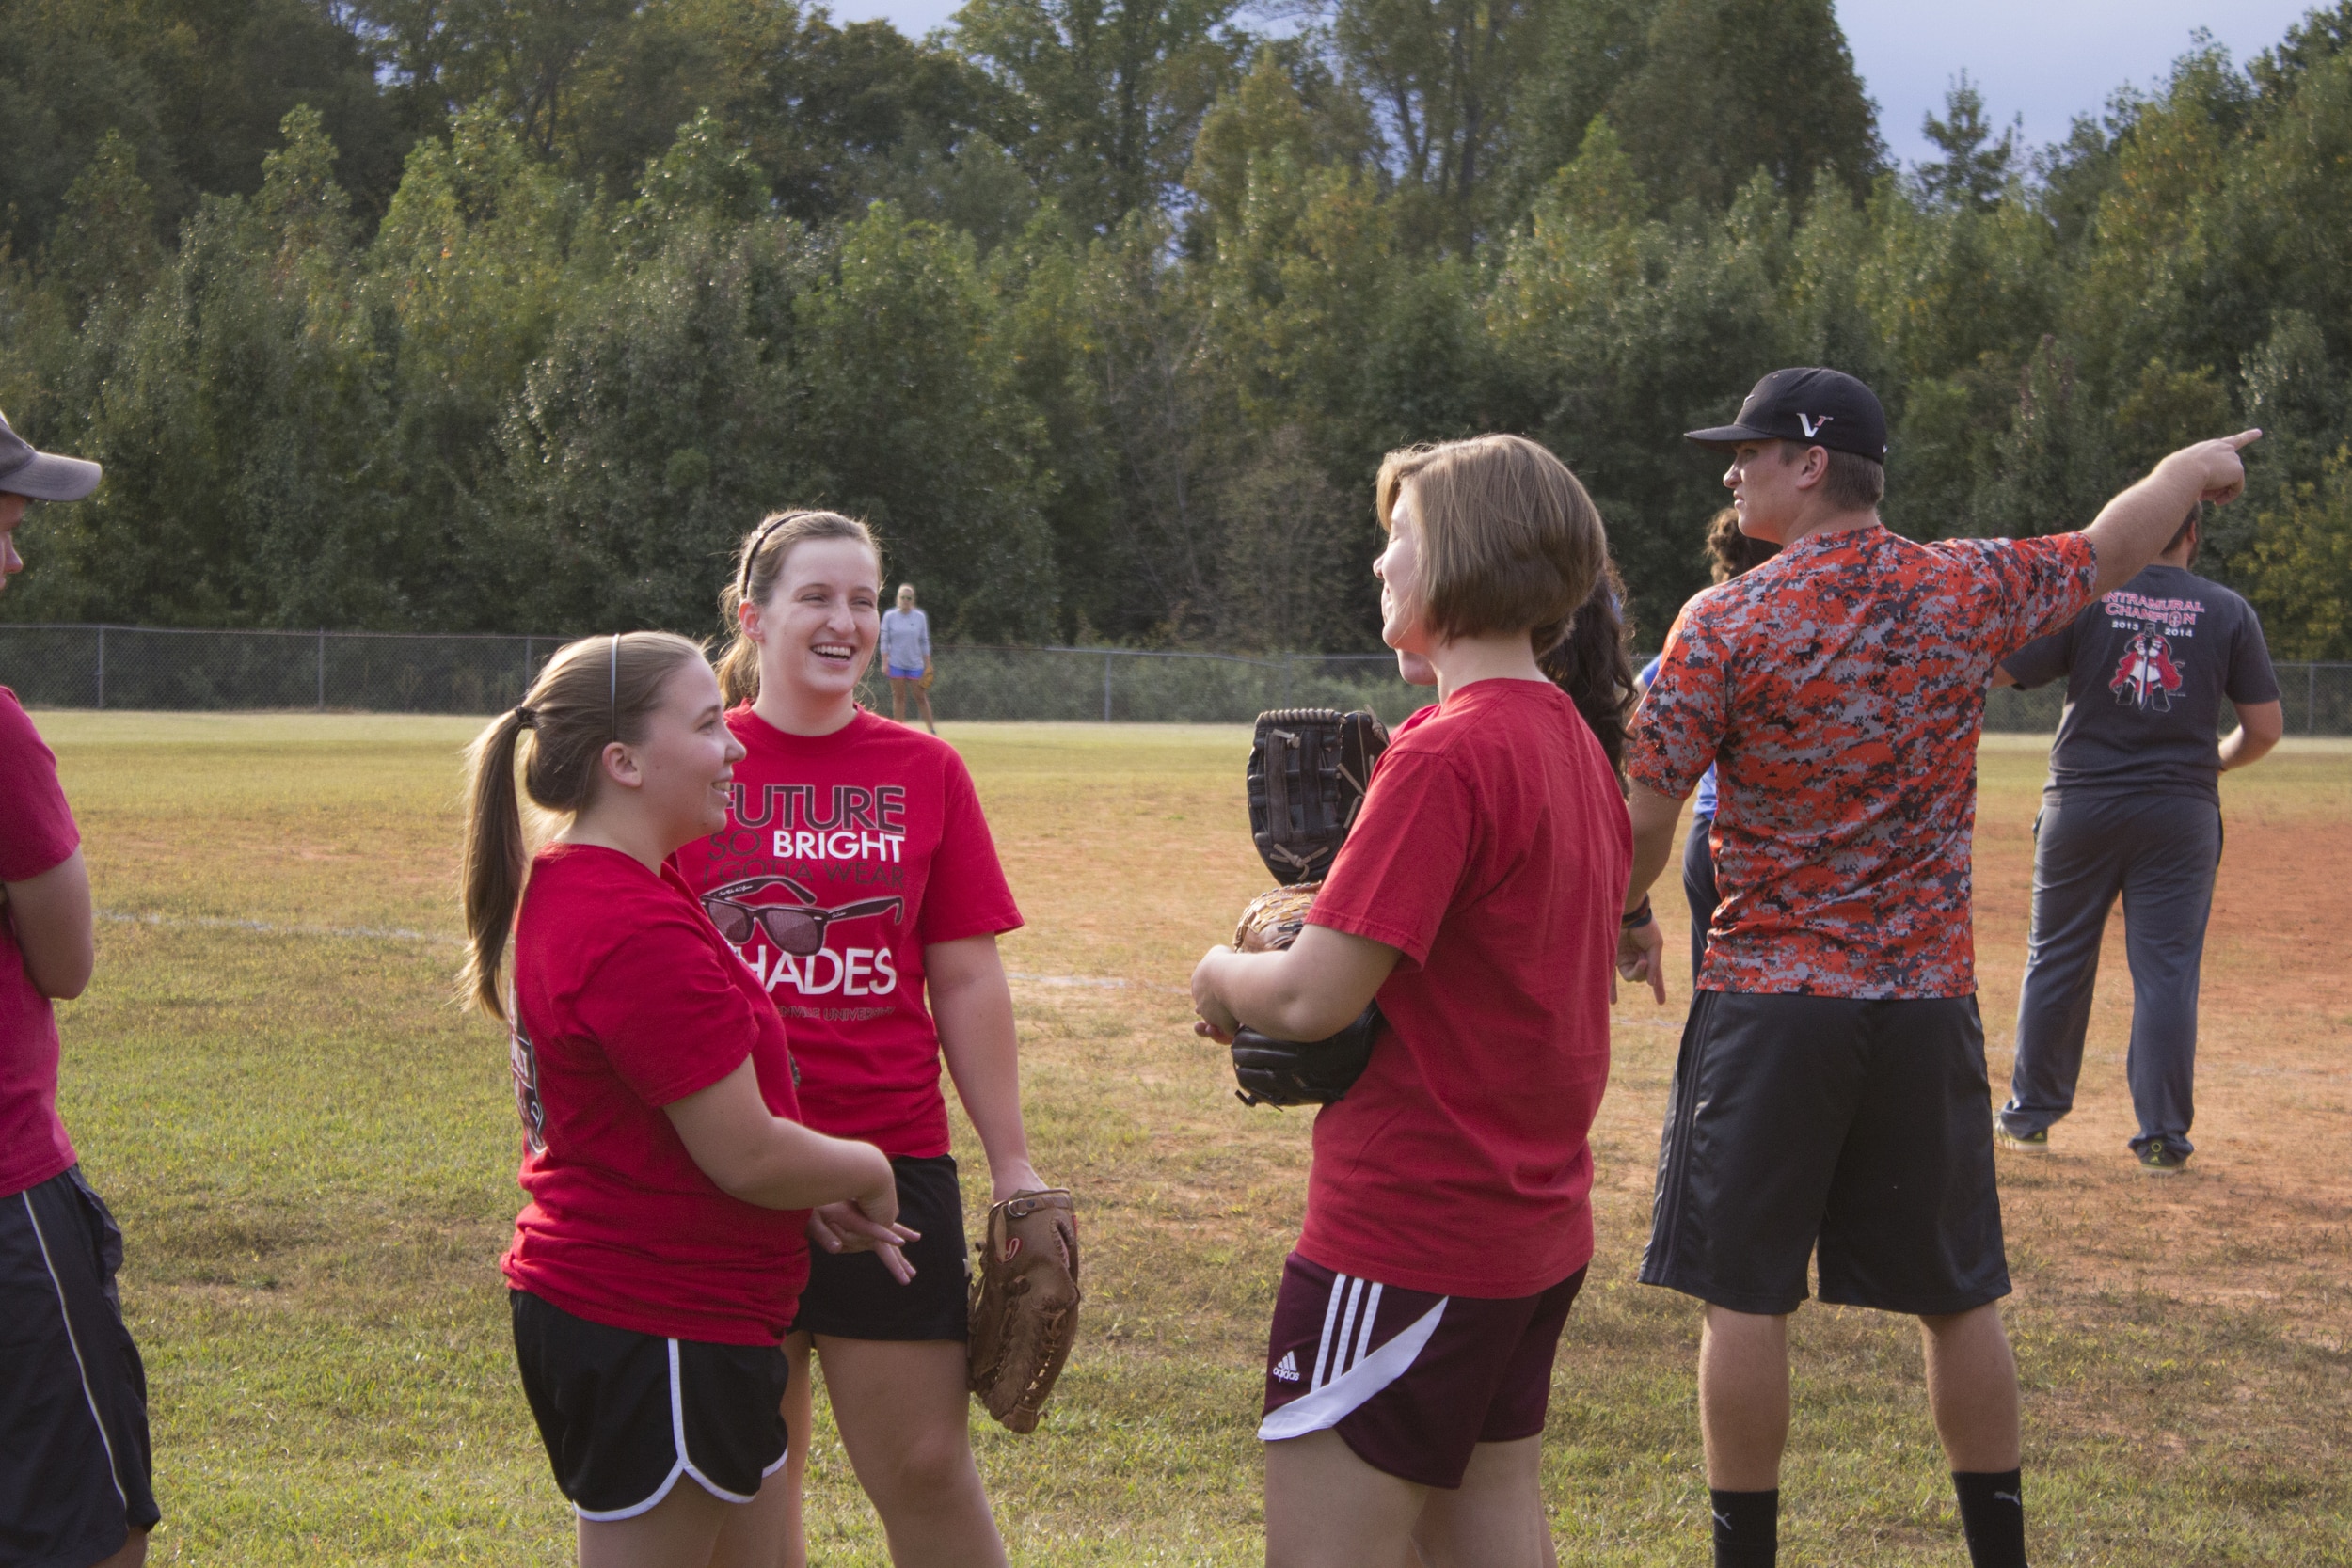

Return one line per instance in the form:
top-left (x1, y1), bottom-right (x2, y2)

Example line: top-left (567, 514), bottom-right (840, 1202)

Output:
top-left (881, 583), bottom-right (937, 733)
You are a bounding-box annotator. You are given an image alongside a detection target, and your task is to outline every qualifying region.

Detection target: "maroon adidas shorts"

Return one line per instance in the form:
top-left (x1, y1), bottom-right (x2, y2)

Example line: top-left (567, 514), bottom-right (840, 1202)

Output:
top-left (1257, 1252), bottom-right (1587, 1488)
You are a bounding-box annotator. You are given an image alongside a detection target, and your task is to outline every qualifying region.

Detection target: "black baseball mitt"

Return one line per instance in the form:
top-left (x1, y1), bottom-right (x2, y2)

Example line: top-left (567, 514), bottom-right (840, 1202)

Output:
top-left (1247, 708), bottom-right (1390, 885)
top-left (1230, 1008), bottom-right (1383, 1108)
top-left (1225, 883), bottom-right (1384, 1108)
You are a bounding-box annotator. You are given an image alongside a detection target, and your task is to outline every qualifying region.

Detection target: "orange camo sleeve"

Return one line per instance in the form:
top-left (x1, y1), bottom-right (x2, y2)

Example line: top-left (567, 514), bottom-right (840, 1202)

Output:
top-left (1976, 532), bottom-right (2101, 654)
top-left (1626, 600), bottom-right (1726, 800)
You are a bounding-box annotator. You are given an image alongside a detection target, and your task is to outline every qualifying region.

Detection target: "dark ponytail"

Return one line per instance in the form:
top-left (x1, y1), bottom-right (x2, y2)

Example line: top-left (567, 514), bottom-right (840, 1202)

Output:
top-left (1705, 506), bottom-right (1777, 583)
top-left (459, 630), bottom-right (708, 1021)
top-left (1538, 559), bottom-right (1638, 774)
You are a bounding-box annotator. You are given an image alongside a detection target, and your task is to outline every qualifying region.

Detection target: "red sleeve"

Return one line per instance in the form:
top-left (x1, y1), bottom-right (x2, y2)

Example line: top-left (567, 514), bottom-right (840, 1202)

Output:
top-left (914, 752), bottom-right (1022, 945)
top-left (1304, 746), bottom-right (1471, 970)
top-left (572, 911), bottom-right (764, 1108)
top-left (1625, 598), bottom-right (1729, 801)
top-left (0, 689), bottom-right (79, 883)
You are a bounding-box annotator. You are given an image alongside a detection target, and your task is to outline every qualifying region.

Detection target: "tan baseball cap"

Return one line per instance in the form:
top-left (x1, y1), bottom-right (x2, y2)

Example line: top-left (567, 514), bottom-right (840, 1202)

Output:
top-left (0, 410), bottom-right (101, 501)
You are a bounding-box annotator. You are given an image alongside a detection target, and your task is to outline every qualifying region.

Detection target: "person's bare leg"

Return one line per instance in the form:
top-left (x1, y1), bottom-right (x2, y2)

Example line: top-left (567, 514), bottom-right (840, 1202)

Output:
top-left (1919, 1304), bottom-right (2021, 1471)
top-left (1699, 1307), bottom-right (1790, 1489)
top-left (816, 1337), bottom-right (1005, 1568)
top-left (707, 1465), bottom-right (797, 1568)
top-left (914, 689), bottom-right (937, 736)
top-left (578, 1474), bottom-right (733, 1568)
top-left (889, 677), bottom-right (909, 722)
top-left (89, 1526), bottom-right (148, 1567)
top-left (1410, 1435), bottom-right (1554, 1568)
top-left (776, 1330), bottom-right (815, 1568)
top-left (1263, 1429), bottom-right (1425, 1568)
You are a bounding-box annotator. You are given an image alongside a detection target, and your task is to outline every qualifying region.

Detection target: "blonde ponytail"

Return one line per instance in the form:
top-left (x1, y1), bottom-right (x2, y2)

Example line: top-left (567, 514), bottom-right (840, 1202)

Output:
top-left (459, 707), bottom-right (532, 1020)
top-left (457, 630), bottom-right (709, 1021)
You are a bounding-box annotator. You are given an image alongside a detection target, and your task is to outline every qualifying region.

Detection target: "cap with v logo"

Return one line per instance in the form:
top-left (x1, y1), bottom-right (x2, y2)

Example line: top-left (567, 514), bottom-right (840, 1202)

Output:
top-left (0, 410), bottom-right (101, 501)
top-left (1686, 367), bottom-right (1887, 461)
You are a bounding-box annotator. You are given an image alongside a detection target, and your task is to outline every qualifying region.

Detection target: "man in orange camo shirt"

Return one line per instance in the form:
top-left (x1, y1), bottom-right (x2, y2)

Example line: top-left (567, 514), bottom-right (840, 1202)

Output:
top-left (1614, 366), bottom-right (2257, 1568)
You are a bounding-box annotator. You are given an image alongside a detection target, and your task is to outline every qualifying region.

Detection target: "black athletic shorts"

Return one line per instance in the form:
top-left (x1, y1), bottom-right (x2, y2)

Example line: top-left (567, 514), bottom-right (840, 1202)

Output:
top-left (1639, 990), bottom-right (2011, 1317)
top-left (790, 1154), bottom-right (971, 1341)
top-left (1, 1165), bottom-right (160, 1566)
top-left (510, 1290), bottom-right (791, 1520)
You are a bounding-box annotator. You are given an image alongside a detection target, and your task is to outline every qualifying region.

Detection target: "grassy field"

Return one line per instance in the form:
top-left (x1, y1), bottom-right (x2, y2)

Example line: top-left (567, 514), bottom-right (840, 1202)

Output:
top-left (37, 713), bottom-right (2352, 1565)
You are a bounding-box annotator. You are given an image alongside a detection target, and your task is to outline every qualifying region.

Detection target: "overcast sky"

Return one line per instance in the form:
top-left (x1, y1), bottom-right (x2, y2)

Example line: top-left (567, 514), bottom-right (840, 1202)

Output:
top-left (822, 0), bottom-right (2325, 172)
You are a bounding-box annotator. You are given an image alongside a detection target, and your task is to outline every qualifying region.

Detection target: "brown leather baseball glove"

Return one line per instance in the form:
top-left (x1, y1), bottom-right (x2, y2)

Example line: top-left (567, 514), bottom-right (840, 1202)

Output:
top-left (1233, 881), bottom-right (1318, 952)
top-left (967, 1188), bottom-right (1081, 1433)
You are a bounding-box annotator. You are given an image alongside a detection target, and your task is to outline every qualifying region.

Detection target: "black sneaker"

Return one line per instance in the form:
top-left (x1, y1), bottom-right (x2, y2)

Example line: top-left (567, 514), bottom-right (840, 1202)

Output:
top-left (2137, 1143), bottom-right (2190, 1173)
top-left (1996, 1124), bottom-right (2049, 1152)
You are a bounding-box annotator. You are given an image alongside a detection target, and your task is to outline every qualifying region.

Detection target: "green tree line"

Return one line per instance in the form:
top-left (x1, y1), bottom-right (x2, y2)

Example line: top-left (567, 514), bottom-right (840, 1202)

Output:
top-left (2, 0), bottom-right (2349, 655)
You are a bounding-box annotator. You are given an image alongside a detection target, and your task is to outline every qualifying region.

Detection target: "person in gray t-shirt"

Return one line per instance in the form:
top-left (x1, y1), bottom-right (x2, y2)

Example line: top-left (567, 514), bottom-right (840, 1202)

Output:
top-left (880, 583), bottom-right (937, 734)
top-left (1991, 506), bottom-right (2283, 1170)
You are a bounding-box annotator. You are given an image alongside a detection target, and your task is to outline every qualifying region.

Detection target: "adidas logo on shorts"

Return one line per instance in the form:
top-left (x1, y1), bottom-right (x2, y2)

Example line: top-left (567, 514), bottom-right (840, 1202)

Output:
top-left (1270, 1350), bottom-right (1301, 1383)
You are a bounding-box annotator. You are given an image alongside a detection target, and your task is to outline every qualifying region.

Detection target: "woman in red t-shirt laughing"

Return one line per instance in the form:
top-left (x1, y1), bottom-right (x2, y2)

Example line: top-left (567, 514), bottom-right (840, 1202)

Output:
top-left (1192, 436), bottom-right (1633, 1567)
top-left (461, 631), bottom-right (913, 1568)
top-left (673, 511), bottom-right (1047, 1568)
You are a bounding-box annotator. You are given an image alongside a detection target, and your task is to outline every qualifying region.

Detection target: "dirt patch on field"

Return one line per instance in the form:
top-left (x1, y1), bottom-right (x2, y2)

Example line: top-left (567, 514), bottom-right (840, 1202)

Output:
top-left (1977, 811), bottom-right (2352, 1354)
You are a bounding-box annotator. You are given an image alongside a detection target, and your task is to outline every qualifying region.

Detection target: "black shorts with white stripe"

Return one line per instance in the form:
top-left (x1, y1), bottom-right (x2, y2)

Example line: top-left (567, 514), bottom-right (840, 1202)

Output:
top-left (0, 1164), bottom-right (161, 1565)
top-left (510, 1290), bottom-right (792, 1520)
top-left (1258, 1252), bottom-right (1586, 1489)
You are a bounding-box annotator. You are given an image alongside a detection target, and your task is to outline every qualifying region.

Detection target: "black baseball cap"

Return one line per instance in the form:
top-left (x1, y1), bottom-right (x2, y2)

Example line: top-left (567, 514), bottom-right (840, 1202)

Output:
top-left (1686, 367), bottom-right (1888, 462)
top-left (0, 410), bottom-right (101, 501)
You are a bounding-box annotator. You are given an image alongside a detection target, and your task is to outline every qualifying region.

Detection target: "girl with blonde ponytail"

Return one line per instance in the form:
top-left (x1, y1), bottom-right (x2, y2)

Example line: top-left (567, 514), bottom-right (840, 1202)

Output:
top-left (679, 512), bottom-right (1044, 1568)
top-left (460, 630), bottom-right (914, 1568)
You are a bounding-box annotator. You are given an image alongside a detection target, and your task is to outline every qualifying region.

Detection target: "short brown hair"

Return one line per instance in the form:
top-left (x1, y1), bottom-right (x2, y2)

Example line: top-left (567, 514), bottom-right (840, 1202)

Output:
top-left (1780, 441), bottom-right (1884, 512)
top-left (2166, 503), bottom-right (2201, 560)
top-left (1375, 435), bottom-right (1608, 654)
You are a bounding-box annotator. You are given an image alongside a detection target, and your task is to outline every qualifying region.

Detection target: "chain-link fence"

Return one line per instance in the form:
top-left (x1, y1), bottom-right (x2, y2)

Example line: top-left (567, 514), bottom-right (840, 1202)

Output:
top-left (913, 645), bottom-right (1425, 724)
top-left (1979, 665), bottom-right (2352, 736)
top-left (1, 624), bottom-right (2347, 733)
top-left (0, 626), bottom-right (1429, 723)
top-left (0, 625), bottom-right (554, 714)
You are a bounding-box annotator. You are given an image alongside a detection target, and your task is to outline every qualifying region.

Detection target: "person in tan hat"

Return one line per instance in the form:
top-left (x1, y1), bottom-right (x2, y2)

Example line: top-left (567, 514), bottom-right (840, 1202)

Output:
top-left (0, 413), bottom-right (155, 1568)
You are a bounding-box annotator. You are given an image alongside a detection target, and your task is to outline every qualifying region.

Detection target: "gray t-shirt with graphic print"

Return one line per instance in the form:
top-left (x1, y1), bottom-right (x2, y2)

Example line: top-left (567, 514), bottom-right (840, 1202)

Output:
top-left (2001, 562), bottom-right (2280, 802)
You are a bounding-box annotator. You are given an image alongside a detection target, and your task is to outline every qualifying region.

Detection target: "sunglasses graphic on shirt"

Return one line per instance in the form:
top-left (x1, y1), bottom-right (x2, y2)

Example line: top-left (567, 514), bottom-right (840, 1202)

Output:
top-left (701, 875), bottom-right (904, 956)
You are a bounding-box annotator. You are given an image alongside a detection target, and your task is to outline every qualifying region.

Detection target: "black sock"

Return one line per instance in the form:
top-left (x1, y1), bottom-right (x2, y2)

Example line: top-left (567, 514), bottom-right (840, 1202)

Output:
top-left (1952, 1469), bottom-right (2027, 1568)
top-left (1708, 1487), bottom-right (1777, 1567)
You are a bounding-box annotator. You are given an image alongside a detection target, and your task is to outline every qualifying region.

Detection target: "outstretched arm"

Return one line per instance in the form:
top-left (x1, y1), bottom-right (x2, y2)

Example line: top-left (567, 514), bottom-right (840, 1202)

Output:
top-left (1191, 925), bottom-right (1400, 1044)
top-left (2082, 433), bottom-right (2260, 594)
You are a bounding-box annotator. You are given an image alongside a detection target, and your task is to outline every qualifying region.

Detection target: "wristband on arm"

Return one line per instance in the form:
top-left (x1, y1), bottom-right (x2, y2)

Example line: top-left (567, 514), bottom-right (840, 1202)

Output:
top-left (1622, 895), bottom-right (1654, 929)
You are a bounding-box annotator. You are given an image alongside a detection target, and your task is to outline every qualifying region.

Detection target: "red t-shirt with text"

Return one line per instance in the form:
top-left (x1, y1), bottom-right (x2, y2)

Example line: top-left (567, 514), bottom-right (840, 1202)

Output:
top-left (501, 844), bottom-right (811, 1345)
top-left (1301, 678), bottom-right (1631, 1299)
top-left (0, 689), bottom-right (83, 1197)
top-left (671, 707), bottom-right (1022, 1156)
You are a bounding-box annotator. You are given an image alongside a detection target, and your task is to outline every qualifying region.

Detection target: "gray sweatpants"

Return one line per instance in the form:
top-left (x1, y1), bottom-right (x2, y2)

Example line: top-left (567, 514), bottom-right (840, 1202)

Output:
top-left (1998, 792), bottom-right (2221, 1157)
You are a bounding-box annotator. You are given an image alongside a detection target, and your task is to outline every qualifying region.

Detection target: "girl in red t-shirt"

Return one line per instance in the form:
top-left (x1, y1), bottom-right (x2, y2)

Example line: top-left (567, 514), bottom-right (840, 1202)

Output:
top-left (1191, 436), bottom-right (1632, 1567)
top-left (672, 511), bottom-right (1051, 1568)
top-left (461, 630), bottom-right (914, 1568)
